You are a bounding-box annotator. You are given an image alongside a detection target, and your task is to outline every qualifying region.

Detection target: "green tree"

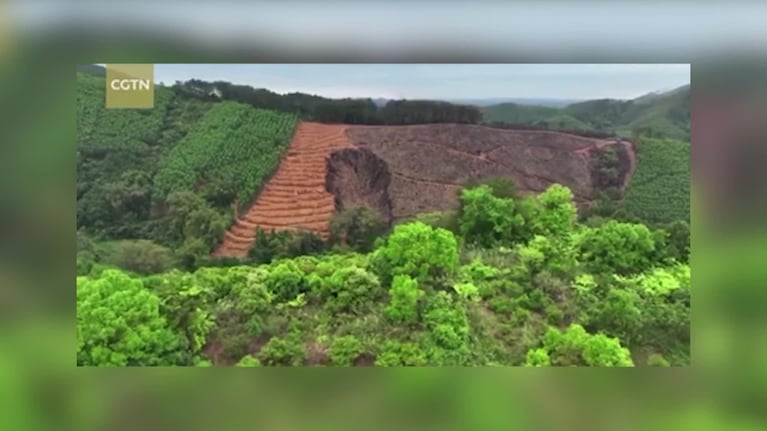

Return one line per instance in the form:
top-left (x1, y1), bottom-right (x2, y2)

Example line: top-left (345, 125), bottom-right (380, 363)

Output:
top-left (103, 240), bottom-right (174, 275)
top-left (535, 324), bottom-right (634, 367)
top-left (374, 340), bottom-right (428, 366)
top-left (318, 266), bottom-right (382, 314)
top-left (330, 206), bottom-right (389, 252)
top-left (424, 291), bottom-right (470, 351)
top-left (248, 227), bottom-right (276, 264)
top-left (459, 185), bottom-right (523, 247)
top-left (533, 184), bottom-right (577, 238)
top-left (578, 220), bottom-right (657, 275)
top-left (329, 335), bottom-right (364, 366)
top-left (77, 270), bottom-right (181, 366)
top-left (385, 275), bottom-right (424, 324)
top-left (372, 222), bottom-right (458, 284)
top-left (236, 355), bottom-right (262, 367)
top-left (259, 335), bottom-right (306, 366)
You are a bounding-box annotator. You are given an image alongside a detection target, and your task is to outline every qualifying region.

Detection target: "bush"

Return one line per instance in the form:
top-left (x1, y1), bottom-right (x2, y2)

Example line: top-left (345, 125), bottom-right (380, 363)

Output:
top-left (533, 184), bottom-right (577, 239)
top-left (102, 240), bottom-right (174, 275)
top-left (385, 275), bottom-right (424, 324)
top-left (77, 251), bottom-right (95, 275)
top-left (411, 210), bottom-right (460, 234)
top-left (424, 292), bottom-right (470, 350)
top-left (374, 340), bottom-right (428, 366)
top-left (329, 335), bottom-right (364, 366)
top-left (264, 261), bottom-right (306, 302)
top-left (372, 222), bottom-right (458, 284)
top-left (578, 220), bottom-right (657, 275)
top-left (259, 336), bottom-right (306, 366)
top-left (524, 348), bottom-right (551, 367)
top-left (77, 270), bottom-right (181, 366)
top-left (318, 266), bottom-right (382, 314)
top-left (330, 206), bottom-right (389, 252)
top-left (647, 353), bottom-right (670, 367)
top-left (236, 355), bottom-right (262, 367)
top-left (544, 304), bottom-right (564, 325)
top-left (532, 324), bottom-right (634, 367)
top-left (463, 176), bottom-right (518, 199)
top-left (458, 185), bottom-right (523, 247)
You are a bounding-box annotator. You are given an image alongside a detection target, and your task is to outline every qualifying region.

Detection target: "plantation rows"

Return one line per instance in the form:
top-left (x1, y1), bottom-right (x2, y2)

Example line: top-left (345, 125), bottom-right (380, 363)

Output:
top-left (77, 73), bottom-right (174, 153)
top-left (622, 137), bottom-right (690, 224)
top-left (153, 102), bottom-right (298, 210)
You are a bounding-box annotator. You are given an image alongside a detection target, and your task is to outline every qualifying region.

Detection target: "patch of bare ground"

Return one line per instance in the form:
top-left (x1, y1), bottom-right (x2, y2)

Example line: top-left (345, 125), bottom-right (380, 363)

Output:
top-left (213, 122), bottom-right (355, 258)
top-left (346, 124), bottom-right (635, 219)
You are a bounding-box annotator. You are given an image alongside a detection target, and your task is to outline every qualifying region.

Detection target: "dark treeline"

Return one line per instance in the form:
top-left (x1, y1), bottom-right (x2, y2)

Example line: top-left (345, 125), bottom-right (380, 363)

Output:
top-left (482, 121), bottom-right (619, 140)
top-left (175, 79), bottom-right (482, 125)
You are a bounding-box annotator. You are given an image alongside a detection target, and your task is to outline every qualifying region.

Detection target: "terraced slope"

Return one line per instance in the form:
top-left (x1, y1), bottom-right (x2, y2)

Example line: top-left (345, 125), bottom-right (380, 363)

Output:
top-left (213, 122), bottom-right (354, 258)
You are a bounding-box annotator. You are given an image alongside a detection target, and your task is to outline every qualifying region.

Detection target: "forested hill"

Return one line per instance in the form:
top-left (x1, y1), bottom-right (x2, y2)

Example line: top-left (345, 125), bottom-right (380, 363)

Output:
top-left (176, 79), bottom-right (483, 125)
top-left (482, 85), bottom-right (690, 141)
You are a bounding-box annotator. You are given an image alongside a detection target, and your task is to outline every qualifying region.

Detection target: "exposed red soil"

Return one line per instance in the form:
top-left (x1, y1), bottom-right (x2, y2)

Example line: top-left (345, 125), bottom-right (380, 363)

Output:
top-left (345, 124), bottom-right (636, 219)
top-left (214, 122), bottom-right (637, 257)
top-left (213, 122), bottom-right (354, 258)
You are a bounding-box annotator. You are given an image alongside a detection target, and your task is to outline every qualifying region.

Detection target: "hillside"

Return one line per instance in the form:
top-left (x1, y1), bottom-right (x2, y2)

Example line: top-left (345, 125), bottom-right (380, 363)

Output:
top-left (481, 85), bottom-right (690, 141)
top-left (78, 71), bottom-right (644, 263)
top-left (77, 70), bottom-right (690, 368)
top-left (345, 124), bottom-right (635, 218)
top-left (622, 137), bottom-right (690, 224)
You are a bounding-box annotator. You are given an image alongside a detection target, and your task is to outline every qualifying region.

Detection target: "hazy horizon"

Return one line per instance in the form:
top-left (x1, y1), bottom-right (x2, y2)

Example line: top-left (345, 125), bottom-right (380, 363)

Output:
top-left (132, 64), bottom-right (690, 101)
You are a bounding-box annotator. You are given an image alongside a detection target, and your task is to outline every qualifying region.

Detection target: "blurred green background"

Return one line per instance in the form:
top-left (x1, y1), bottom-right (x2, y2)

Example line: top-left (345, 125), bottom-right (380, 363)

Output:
top-left (2, 1), bottom-right (767, 430)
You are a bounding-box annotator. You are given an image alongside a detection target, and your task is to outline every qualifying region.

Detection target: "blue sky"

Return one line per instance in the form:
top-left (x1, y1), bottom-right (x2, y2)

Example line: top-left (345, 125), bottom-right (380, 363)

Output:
top-left (152, 64), bottom-right (690, 100)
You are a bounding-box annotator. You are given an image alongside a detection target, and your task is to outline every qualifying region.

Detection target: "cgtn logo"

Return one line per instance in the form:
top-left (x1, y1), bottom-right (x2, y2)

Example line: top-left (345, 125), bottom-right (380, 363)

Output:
top-left (105, 64), bottom-right (155, 108)
top-left (110, 78), bottom-right (151, 91)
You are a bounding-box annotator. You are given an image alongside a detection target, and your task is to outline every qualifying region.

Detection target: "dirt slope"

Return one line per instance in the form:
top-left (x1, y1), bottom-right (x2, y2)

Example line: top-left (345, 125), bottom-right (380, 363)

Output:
top-left (345, 124), bottom-right (635, 220)
top-left (213, 122), bottom-right (354, 258)
top-left (214, 122), bottom-right (636, 258)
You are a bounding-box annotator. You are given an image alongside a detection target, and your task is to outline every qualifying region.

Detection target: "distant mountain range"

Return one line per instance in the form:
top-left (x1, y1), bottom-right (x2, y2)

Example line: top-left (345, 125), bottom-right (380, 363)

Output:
top-left (480, 84), bottom-right (690, 140)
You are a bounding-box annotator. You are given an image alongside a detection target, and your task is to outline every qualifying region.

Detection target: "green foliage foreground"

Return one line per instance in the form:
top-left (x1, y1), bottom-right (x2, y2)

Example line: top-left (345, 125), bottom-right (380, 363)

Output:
top-left (77, 184), bottom-right (689, 367)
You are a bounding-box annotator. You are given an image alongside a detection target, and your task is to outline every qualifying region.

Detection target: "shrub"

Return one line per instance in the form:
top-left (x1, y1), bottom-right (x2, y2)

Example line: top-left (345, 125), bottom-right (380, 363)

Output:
top-left (463, 176), bottom-right (518, 199)
top-left (384, 275), bottom-right (424, 324)
top-left (458, 185), bottom-right (524, 247)
top-left (330, 206), bottom-right (389, 252)
top-left (532, 324), bottom-right (634, 367)
top-left (236, 355), bottom-right (262, 367)
top-left (319, 266), bottom-right (382, 314)
top-left (524, 348), bottom-right (551, 367)
top-left (544, 304), bottom-right (564, 325)
top-left (329, 335), bottom-right (364, 366)
top-left (374, 340), bottom-right (428, 366)
top-left (411, 210), bottom-right (460, 234)
top-left (259, 336), bottom-right (306, 366)
top-left (533, 184), bottom-right (577, 239)
top-left (424, 292), bottom-right (470, 350)
top-left (103, 240), bottom-right (174, 275)
top-left (77, 270), bottom-right (181, 366)
top-left (264, 261), bottom-right (306, 302)
top-left (578, 220), bottom-right (657, 275)
top-left (372, 222), bottom-right (458, 284)
top-left (647, 353), bottom-right (671, 367)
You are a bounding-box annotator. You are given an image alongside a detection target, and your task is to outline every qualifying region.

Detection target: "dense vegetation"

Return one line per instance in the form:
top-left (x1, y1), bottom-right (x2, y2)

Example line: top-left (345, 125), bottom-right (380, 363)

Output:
top-left (77, 72), bottom-right (297, 265)
top-left (153, 102), bottom-right (297, 209)
top-left (77, 183), bottom-right (690, 367)
top-left (622, 137), bottom-right (691, 224)
top-left (482, 85), bottom-right (690, 141)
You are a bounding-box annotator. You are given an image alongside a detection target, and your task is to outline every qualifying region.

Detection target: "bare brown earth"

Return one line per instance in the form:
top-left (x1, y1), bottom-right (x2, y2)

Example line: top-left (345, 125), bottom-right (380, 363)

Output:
top-left (213, 122), bottom-right (354, 258)
top-left (214, 121), bottom-right (636, 258)
top-left (345, 124), bottom-right (635, 220)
